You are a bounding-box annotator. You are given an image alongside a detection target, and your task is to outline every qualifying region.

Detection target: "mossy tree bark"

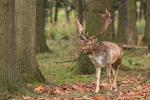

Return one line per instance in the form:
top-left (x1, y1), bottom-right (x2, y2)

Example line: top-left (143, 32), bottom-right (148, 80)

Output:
top-left (75, 0), bottom-right (112, 74)
top-left (144, 0), bottom-right (150, 51)
top-left (15, 0), bottom-right (46, 83)
top-left (117, 0), bottom-right (137, 44)
top-left (36, 0), bottom-right (50, 53)
top-left (0, 0), bottom-right (25, 94)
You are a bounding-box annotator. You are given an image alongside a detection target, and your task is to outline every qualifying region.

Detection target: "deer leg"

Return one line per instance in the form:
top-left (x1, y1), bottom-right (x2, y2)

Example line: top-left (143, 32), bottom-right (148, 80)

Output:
top-left (95, 67), bottom-right (101, 93)
top-left (107, 64), bottom-right (113, 90)
top-left (112, 67), bottom-right (118, 90)
top-left (111, 63), bottom-right (116, 88)
top-left (112, 59), bottom-right (121, 90)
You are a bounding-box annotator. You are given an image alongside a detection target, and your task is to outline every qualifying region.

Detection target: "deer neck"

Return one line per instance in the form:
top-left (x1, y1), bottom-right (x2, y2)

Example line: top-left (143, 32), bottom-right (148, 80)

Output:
top-left (88, 43), bottom-right (100, 56)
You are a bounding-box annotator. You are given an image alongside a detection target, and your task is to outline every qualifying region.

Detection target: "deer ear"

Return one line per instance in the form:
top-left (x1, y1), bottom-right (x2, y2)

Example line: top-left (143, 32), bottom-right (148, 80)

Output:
top-left (79, 39), bottom-right (84, 43)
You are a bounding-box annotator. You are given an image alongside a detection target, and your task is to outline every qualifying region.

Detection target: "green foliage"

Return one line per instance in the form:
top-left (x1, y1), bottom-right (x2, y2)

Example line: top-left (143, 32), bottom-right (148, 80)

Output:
top-left (145, 80), bottom-right (150, 84)
top-left (121, 49), bottom-right (150, 71)
top-left (45, 10), bottom-right (75, 40)
top-left (111, 0), bottom-right (119, 9)
top-left (137, 19), bottom-right (145, 33)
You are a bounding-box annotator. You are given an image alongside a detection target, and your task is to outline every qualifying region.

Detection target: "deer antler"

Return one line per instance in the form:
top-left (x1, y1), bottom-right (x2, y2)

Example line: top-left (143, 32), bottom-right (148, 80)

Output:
top-left (91, 9), bottom-right (112, 39)
top-left (75, 18), bottom-right (87, 41)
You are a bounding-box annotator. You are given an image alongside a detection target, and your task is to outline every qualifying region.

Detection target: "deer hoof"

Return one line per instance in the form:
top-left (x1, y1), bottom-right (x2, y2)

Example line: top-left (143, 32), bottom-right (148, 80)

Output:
top-left (112, 86), bottom-right (117, 91)
top-left (95, 88), bottom-right (99, 93)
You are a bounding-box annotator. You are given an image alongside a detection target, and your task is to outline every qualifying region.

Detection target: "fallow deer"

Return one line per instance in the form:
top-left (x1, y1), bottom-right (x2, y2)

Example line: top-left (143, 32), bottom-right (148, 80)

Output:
top-left (75, 9), bottom-right (123, 92)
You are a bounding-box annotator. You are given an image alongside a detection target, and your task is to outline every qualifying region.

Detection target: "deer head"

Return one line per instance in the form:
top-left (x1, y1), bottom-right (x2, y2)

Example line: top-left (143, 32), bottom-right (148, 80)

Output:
top-left (75, 9), bottom-right (112, 54)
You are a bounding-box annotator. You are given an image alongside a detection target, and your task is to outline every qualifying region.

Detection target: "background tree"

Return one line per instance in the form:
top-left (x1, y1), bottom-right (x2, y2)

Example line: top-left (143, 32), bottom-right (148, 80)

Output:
top-left (0, 0), bottom-right (25, 94)
top-left (15, 0), bottom-right (46, 83)
top-left (49, 0), bottom-right (54, 23)
top-left (44, 0), bottom-right (49, 25)
top-left (144, 0), bottom-right (150, 51)
top-left (75, 0), bottom-right (112, 74)
top-left (54, 0), bottom-right (61, 22)
top-left (111, 0), bottom-right (119, 41)
top-left (139, 0), bottom-right (146, 20)
top-left (36, 0), bottom-right (50, 53)
top-left (64, 0), bottom-right (73, 23)
top-left (117, 0), bottom-right (137, 44)
top-left (76, 0), bottom-right (86, 24)
top-left (86, 0), bottom-right (112, 41)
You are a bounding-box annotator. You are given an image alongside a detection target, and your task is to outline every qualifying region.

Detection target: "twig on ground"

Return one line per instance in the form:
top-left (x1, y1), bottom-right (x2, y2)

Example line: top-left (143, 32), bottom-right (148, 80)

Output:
top-left (53, 56), bottom-right (81, 64)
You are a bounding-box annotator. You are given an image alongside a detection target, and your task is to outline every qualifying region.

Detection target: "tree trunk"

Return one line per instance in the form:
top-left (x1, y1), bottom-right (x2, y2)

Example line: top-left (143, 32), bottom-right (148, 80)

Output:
top-left (75, 0), bottom-right (112, 74)
top-left (139, 0), bottom-right (146, 20)
top-left (76, 0), bottom-right (85, 24)
top-left (85, 0), bottom-right (112, 40)
top-left (44, 0), bottom-right (49, 24)
top-left (15, 0), bottom-right (46, 83)
top-left (117, 0), bottom-right (137, 44)
top-left (54, 0), bottom-right (59, 22)
top-left (36, 0), bottom-right (50, 53)
top-left (49, 0), bottom-right (54, 23)
top-left (0, 0), bottom-right (25, 94)
top-left (144, 0), bottom-right (150, 51)
top-left (110, 0), bottom-right (117, 41)
top-left (117, 0), bottom-right (127, 43)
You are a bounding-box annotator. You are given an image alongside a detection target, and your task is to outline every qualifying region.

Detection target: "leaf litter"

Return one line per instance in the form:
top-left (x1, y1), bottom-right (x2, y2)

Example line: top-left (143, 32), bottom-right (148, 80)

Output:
top-left (13, 75), bottom-right (150, 100)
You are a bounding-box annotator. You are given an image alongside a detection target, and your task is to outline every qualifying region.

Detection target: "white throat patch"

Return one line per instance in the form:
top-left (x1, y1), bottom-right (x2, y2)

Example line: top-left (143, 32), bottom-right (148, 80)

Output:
top-left (95, 56), bottom-right (103, 65)
top-left (89, 55), bottom-right (105, 66)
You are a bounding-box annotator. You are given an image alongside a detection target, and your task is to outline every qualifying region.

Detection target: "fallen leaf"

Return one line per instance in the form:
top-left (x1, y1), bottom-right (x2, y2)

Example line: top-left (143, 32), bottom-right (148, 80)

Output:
top-left (34, 85), bottom-right (45, 93)
top-left (93, 96), bottom-right (109, 100)
top-left (23, 96), bottom-right (34, 100)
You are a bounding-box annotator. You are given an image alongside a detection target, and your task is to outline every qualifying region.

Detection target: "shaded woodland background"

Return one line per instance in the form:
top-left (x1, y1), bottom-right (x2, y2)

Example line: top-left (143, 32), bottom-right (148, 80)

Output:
top-left (0, 0), bottom-right (150, 99)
